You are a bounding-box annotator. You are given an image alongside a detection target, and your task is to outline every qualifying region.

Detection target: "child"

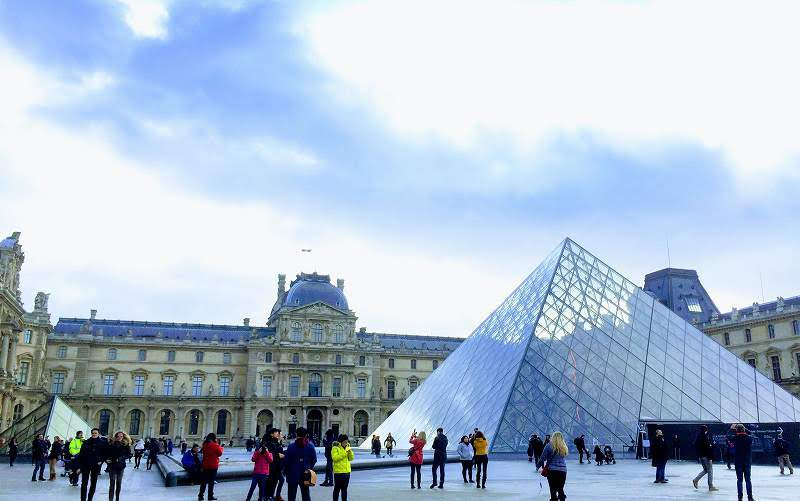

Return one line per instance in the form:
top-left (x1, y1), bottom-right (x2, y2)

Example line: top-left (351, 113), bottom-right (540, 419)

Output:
top-left (593, 445), bottom-right (604, 466)
top-left (245, 442), bottom-right (273, 501)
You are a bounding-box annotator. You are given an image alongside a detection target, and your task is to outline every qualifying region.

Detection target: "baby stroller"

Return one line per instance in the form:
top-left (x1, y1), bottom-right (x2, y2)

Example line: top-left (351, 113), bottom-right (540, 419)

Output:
top-left (603, 445), bottom-right (616, 464)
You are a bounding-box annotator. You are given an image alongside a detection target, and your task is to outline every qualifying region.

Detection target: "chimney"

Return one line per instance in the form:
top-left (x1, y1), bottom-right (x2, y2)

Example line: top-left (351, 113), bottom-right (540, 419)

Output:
top-left (243, 318), bottom-right (250, 327)
top-left (359, 327), bottom-right (366, 333)
top-left (90, 309), bottom-right (97, 320)
top-left (336, 279), bottom-right (345, 291)
top-left (278, 274), bottom-right (286, 294)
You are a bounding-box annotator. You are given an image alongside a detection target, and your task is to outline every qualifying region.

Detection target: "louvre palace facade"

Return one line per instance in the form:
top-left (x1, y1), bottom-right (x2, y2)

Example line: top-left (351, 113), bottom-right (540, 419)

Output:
top-left (0, 232), bottom-right (461, 445)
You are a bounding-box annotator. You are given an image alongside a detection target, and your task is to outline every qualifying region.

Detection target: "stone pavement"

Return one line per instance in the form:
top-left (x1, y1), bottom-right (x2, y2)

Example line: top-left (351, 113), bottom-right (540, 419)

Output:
top-left (0, 458), bottom-right (798, 501)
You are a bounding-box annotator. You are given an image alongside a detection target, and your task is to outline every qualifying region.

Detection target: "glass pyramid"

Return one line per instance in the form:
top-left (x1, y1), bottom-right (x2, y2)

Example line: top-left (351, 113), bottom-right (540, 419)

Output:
top-left (363, 238), bottom-right (800, 453)
top-left (0, 396), bottom-right (91, 455)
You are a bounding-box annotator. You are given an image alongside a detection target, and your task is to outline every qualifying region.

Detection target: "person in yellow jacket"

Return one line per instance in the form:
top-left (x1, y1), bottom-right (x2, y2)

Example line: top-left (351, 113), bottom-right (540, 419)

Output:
top-left (67, 431), bottom-right (85, 486)
top-left (330, 434), bottom-right (354, 501)
top-left (472, 431), bottom-right (489, 489)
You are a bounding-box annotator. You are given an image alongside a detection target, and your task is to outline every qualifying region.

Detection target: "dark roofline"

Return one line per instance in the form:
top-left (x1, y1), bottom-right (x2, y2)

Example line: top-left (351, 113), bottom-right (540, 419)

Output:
top-left (357, 331), bottom-right (466, 342)
top-left (56, 317), bottom-right (265, 331)
top-left (644, 268), bottom-right (699, 281)
top-left (717, 294), bottom-right (800, 317)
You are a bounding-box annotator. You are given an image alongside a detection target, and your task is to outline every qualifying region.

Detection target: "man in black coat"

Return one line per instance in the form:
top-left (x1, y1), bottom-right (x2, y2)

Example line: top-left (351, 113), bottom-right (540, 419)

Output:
top-left (692, 425), bottom-right (718, 491)
top-left (532, 435), bottom-right (545, 469)
top-left (573, 435), bottom-right (588, 464)
top-left (734, 424), bottom-right (754, 501)
top-left (31, 433), bottom-right (48, 481)
top-left (774, 433), bottom-right (794, 475)
top-left (321, 428), bottom-right (335, 486)
top-left (264, 428), bottom-right (286, 501)
top-left (430, 428), bottom-right (448, 489)
top-left (78, 428), bottom-right (108, 501)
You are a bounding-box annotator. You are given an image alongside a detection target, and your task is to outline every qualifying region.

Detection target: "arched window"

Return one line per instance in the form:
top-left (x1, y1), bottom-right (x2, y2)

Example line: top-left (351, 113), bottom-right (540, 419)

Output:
top-left (312, 323), bottom-right (323, 342)
top-left (291, 322), bottom-right (302, 341)
top-left (98, 409), bottom-right (112, 436)
top-left (309, 373), bottom-right (322, 397)
top-left (107, 348), bottom-right (117, 360)
top-left (216, 411), bottom-right (229, 435)
top-left (159, 410), bottom-right (172, 435)
top-left (188, 410), bottom-right (201, 435)
top-left (333, 325), bottom-right (344, 343)
top-left (12, 403), bottom-right (24, 422)
top-left (353, 410), bottom-right (369, 437)
top-left (129, 410), bottom-right (142, 436)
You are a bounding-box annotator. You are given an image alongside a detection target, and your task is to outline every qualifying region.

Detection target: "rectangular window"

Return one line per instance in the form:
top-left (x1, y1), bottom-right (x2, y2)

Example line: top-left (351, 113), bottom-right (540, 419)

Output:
top-left (23, 329), bottom-right (32, 343)
top-left (107, 348), bottom-right (117, 360)
top-left (167, 350), bottom-right (176, 362)
top-left (57, 346), bottom-right (67, 359)
top-left (52, 372), bottom-right (65, 394)
top-left (17, 361), bottom-right (29, 385)
top-left (747, 358), bottom-right (756, 368)
top-left (219, 376), bottom-right (230, 396)
top-left (432, 360), bottom-right (438, 370)
top-left (409, 380), bottom-right (418, 393)
top-left (332, 377), bottom-right (342, 397)
top-left (358, 355), bottom-right (365, 366)
top-left (768, 324), bottom-right (776, 339)
top-left (289, 375), bottom-right (300, 397)
top-left (387, 380), bottom-right (395, 399)
top-left (335, 354), bottom-right (342, 365)
top-left (192, 375), bottom-right (203, 396)
top-left (388, 358), bottom-right (395, 369)
top-left (138, 349), bottom-right (147, 361)
top-left (685, 296), bottom-right (703, 313)
top-left (796, 353), bottom-right (800, 373)
top-left (292, 353), bottom-right (300, 364)
top-left (265, 352), bottom-right (273, 363)
top-left (223, 352), bottom-right (232, 365)
top-left (134, 375), bottom-right (145, 396)
top-left (793, 319), bottom-right (800, 336)
top-left (723, 332), bottom-right (730, 346)
top-left (163, 375), bottom-right (175, 396)
top-left (103, 374), bottom-right (115, 395)
top-left (411, 359), bottom-right (417, 369)
top-left (195, 351), bottom-right (204, 363)
top-left (745, 329), bottom-right (752, 343)
top-left (357, 378), bottom-right (366, 398)
top-left (771, 355), bottom-right (782, 381)
top-left (262, 375), bottom-right (272, 397)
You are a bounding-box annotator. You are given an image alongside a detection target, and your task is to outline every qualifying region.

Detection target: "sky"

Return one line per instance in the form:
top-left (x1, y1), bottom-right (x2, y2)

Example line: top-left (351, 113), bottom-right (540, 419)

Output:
top-left (1, 0), bottom-right (799, 337)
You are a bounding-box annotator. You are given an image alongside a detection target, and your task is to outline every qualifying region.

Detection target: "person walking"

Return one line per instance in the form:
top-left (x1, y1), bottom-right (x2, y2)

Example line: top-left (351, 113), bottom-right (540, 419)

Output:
top-left (734, 424), bottom-right (755, 501)
top-left (692, 425), bottom-right (718, 491)
top-left (472, 431), bottom-right (489, 488)
top-left (78, 428), bottom-right (108, 501)
top-left (331, 434), bottom-right (354, 501)
top-left (457, 435), bottom-right (474, 483)
top-left (384, 434), bottom-right (396, 458)
top-left (573, 435), bottom-right (588, 465)
top-left (726, 425), bottom-right (736, 470)
top-left (527, 434), bottom-right (537, 463)
top-left (672, 434), bottom-right (681, 461)
top-left (532, 434), bottom-right (545, 470)
top-left (265, 428), bottom-right (286, 501)
top-left (68, 432), bottom-right (85, 486)
top-left (774, 433), bottom-right (794, 475)
top-left (48, 436), bottom-right (64, 480)
top-left (408, 430), bottom-right (426, 489)
top-left (245, 440), bottom-right (273, 501)
top-left (199, 433), bottom-right (224, 501)
top-left (31, 433), bottom-right (48, 481)
top-left (283, 427), bottom-right (317, 501)
top-left (321, 428), bottom-right (334, 487)
top-left (430, 428), bottom-right (448, 489)
top-left (181, 444), bottom-right (202, 485)
top-left (106, 432), bottom-right (131, 501)
top-left (133, 439), bottom-right (144, 469)
top-left (651, 429), bottom-right (669, 484)
top-left (536, 431), bottom-right (568, 501)
top-left (166, 439), bottom-right (174, 456)
top-left (8, 437), bottom-right (18, 467)
top-left (371, 435), bottom-right (381, 459)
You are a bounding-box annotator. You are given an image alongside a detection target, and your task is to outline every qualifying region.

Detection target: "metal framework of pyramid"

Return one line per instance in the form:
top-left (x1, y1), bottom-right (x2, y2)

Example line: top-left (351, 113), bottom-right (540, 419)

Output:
top-left (364, 238), bottom-right (800, 452)
top-left (0, 396), bottom-right (91, 455)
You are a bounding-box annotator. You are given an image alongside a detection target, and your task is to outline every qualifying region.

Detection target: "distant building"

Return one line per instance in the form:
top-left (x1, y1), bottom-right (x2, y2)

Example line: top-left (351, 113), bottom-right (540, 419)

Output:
top-left (643, 268), bottom-right (720, 325)
top-left (701, 296), bottom-right (800, 398)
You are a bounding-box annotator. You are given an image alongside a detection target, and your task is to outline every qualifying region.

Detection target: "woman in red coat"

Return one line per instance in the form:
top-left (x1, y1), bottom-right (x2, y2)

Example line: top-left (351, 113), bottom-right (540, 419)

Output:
top-left (409, 430), bottom-right (426, 489)
top-left (199, 433), bottom-right (224, 500)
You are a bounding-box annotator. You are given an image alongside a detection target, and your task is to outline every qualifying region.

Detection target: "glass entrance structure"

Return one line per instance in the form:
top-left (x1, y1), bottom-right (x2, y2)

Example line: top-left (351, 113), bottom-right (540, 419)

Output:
top-left (362, 238), bottom-right (800, 452)
top-left (0, 396), bottom-right (91, 455)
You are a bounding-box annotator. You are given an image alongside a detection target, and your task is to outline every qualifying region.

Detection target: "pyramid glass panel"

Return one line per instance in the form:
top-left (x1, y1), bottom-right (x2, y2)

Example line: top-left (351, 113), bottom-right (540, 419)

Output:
top-left (361, 238), bottom-right (800, 453)
top-left (0, 396), bottom-right (91, 455)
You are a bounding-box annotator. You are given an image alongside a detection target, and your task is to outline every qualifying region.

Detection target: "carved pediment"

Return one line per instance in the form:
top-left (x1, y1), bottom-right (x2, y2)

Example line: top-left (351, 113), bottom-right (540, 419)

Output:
top-left (286, 301), bottom-right (352, 318)
top-left (101, 366), bottom-right (120, 375)
top-left (218, 370), bottom-right (234, 379)
top-left (161, 369), bottom-right (178, 379)
top-left (131, 368), bottom-right (150, 380)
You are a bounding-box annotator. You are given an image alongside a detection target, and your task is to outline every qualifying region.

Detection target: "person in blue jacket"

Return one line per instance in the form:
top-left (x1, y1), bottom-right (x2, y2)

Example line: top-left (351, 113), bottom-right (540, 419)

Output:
top-left (284, 427), bottom-right (317, 501)
top-left (181, 443), bottom-right (202, 485)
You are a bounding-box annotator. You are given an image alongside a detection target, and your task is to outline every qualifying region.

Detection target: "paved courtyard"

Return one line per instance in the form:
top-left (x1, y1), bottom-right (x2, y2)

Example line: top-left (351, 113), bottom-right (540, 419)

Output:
top-left (0, 458), bottom-right (797, 501)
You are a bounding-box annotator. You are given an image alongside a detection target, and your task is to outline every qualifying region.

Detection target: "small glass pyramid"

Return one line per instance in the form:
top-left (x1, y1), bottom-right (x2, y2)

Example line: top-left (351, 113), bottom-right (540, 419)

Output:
top-left (0, 396), bottom-right (91, 454)
top-left (363, 238), bottom-right (800, 452)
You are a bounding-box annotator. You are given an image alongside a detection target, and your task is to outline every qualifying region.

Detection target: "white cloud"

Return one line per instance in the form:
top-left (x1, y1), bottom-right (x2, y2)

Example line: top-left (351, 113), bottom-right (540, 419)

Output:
top-left (116, 0), bottom-right (170, 40)
top-left (301, 0), bottom-right (800, 178)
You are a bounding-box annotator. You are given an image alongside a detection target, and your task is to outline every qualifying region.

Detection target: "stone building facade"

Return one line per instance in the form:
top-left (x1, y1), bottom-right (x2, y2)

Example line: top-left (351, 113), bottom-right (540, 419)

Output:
top-left (701, 296), bottom-right (800, 399)
top-left (0, 233), bottom-right (462, 445)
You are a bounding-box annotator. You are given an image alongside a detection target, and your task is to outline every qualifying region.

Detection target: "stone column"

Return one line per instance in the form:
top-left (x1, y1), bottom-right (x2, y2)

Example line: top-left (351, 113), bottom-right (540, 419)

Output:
top-left (7, 333), bottom-right (17, 376)
top-left (0, 332), bottom-right (9, 373)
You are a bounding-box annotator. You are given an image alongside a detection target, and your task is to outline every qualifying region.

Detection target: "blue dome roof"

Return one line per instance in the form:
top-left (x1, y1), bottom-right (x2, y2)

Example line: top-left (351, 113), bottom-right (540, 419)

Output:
top-left (284, 273), bottom-right (349, 310)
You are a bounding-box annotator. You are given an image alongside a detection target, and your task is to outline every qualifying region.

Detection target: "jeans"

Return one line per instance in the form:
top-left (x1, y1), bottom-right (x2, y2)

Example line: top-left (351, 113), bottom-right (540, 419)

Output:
top-left (474, 455), bottom-right (488, 486)
top-left (81, 464), bottom-right (102, 501)
top-left (410, 463), bottom-right (421, 487)
top-left (546, 470), bottom-right (566, 501)
top-left (199, 468), bottom-right (217, 499)
top-left (431, 460), bottom-right (445, 487)
top-left (32, 458), bottom-right (46, 479)
top-left (108, 469), bottom-right (124, 501)
top-left (693, 458), bottom-right (713, 487)
top-left (736, 464), bottom-right (753, 500)
top-left (246, 473), bottom-right (267, 501)
top-left (460, 460), bottom-right (473, 482)
top-left (266, 469), bottom-right (284, 498)
top-left (9, 452), bottom-right (17, 467)
top-left (324, 455), bottom-right (333, 484)
top-left (655, 463), bottom-right (665, 482)
top-left (386, 447), bottom-right (393, 457)
top-left (287, 481), bottom-right (310, 501)
top-left (134, 451), bottom-right (143, 468)
top-left (778, 454), bottom-right (794, 474)
top-left (333, 472), bottom-right (350, 501)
